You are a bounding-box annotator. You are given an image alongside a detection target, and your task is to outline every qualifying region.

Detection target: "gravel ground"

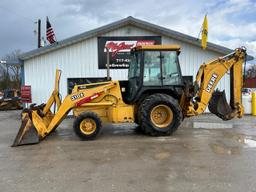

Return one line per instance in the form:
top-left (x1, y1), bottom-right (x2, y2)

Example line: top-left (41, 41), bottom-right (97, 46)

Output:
top-left (0, 110), bottom-right (256, 192)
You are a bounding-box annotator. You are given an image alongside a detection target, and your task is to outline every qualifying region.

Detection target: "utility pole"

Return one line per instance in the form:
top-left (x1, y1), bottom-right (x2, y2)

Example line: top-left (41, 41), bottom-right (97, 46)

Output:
top-left (37, 19), bottom-right (41, 48)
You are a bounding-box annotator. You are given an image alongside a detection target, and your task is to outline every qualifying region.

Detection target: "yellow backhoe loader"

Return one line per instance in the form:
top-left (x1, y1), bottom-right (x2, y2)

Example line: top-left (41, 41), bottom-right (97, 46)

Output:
top-left (0, 89), bottom-right (22, 110)
top-left (12, 45), bottom-right (247, 146)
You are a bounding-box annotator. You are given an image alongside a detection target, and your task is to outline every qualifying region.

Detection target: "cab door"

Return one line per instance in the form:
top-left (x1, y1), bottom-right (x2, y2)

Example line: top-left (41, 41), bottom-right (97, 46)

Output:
top-left (143, 51), bottom-right (162, 86)
top-left (161, 51), bottom-right (182, 86)
top-left (127, 52), bottom-right (142, 102)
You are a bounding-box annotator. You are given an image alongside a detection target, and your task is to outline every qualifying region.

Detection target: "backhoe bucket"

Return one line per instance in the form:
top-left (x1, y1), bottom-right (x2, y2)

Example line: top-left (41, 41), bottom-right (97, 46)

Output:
top-left (208, 90), bottom-right (234, 121)
top-left (12, 113), bottom-right (40, 147)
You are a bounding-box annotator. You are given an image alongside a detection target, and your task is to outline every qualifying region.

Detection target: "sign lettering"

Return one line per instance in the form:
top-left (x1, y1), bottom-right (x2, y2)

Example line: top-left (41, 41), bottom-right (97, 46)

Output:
top-left (206, 73), bottom-right (218, 93)
top-left (21, 85), bottom-right (32, 103)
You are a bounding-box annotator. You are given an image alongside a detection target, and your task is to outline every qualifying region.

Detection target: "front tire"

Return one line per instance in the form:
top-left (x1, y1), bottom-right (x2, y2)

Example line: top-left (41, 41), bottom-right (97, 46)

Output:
top-left (73, 112), bottom-right (102, 140)
top-left (139, 94), bottom-right (183, 136)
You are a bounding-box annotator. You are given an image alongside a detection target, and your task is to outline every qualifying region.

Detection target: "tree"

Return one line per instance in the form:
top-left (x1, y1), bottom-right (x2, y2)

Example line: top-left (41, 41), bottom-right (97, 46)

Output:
top-left (9, 63), bottom-right (21, 89)
top-left (0, 50), bottom-right (22, 90)
top-left (0, 68), bottom-right (10, 90)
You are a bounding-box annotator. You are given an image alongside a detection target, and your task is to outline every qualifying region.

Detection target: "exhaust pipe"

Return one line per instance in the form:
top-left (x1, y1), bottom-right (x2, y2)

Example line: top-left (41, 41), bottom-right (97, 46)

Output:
top-left (105, 47), bottom-right (111, 81)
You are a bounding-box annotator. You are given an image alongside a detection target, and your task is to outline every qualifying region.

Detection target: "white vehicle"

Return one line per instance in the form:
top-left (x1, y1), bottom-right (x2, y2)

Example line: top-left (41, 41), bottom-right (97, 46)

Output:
top-left (242, 88), bottom-right (252, 95)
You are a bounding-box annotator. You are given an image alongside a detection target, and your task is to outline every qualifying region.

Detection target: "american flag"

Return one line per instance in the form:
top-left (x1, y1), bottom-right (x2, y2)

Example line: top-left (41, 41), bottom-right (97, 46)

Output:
top-left (46, 17), bottom-right (56, 44)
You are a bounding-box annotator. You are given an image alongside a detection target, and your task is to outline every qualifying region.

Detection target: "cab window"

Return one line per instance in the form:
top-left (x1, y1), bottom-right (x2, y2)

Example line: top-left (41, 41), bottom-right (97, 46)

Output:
top-left (128, 52), bottom-right (141, 79)
top-left (143, 51), bottom-right (161, 86)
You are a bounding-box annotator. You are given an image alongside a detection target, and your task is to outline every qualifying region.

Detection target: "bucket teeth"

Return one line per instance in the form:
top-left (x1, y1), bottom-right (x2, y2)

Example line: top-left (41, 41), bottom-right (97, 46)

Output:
top-left (12, 112), bottom-right (40, 147)
top-left (208, 90), bottom-right (234, 120)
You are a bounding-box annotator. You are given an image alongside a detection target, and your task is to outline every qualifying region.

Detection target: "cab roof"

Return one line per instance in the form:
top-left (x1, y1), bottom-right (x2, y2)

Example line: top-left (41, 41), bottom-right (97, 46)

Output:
top-left (132, 44), bottom-right (181, 51)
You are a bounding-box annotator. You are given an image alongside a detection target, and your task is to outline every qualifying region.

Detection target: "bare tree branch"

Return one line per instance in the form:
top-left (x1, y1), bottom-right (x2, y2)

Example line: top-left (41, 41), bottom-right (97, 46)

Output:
top-left (0, 49), bottom-right (22, 90)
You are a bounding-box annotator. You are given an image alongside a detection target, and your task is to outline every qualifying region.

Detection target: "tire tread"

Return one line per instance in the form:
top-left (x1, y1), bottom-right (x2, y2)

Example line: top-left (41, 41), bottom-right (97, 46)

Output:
top-left (139, 93), bottom-right (182, 136)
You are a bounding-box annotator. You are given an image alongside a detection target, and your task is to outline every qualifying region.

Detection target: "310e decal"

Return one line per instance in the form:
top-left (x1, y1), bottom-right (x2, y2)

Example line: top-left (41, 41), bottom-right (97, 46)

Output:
top-left (71, 93), bottom-right (85, 101)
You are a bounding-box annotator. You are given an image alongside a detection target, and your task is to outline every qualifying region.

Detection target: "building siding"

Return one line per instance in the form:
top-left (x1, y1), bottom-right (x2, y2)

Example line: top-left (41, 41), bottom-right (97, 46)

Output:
top-left (24, 25), bottom-right (230, 107)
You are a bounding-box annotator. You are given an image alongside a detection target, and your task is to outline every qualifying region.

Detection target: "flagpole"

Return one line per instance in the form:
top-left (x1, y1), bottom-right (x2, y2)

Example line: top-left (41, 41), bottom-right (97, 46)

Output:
top-left (38, 19), bottom-right (41, 48)
top-left (197, 25), bottom-right (202, 40)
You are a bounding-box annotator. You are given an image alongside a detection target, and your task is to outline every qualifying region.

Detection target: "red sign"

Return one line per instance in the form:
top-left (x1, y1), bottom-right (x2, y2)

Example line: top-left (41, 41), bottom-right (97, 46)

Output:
top-left (105, 40), bottom-right (156, 57)
top-left (98, 36), bottom-right (161, 69)
top-left (21, 85), bottom-right (32, 103)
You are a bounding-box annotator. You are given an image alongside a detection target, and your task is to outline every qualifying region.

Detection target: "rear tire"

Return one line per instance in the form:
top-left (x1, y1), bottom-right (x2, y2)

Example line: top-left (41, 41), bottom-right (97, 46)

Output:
top-left (134, 105), bottom-right (144, 133)
top-left (73, 112), bottom-right (102, 140)
top-left (139, 94), bottom-right (183, 136)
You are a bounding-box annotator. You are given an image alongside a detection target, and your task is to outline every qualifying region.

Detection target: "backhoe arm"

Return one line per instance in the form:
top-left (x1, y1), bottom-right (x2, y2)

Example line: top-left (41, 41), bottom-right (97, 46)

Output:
top-left (184, 47), bottom-right (246, 120)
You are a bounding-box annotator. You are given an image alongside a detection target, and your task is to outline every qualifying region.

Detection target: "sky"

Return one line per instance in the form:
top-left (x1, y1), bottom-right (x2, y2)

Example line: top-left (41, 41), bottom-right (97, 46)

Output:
top-left (0, 0), bottom-right (255, 62)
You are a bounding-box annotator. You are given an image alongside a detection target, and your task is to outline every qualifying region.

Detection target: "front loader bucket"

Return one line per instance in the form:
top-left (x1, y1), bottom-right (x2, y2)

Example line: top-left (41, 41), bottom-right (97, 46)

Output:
top-left (12, 113), bottom-right (40, 147)
top-left (208, 90), bottom-right (235, 121)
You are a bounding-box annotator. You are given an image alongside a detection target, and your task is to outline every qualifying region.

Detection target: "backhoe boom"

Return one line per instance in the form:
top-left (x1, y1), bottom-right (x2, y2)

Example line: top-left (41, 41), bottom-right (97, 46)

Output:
top-left (184, 47), bottom-right (246, 120)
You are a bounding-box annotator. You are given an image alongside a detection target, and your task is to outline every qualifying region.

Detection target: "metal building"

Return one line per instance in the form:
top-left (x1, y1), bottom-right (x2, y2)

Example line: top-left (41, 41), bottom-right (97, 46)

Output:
top-left (19, 16), bottom-right (241, 104)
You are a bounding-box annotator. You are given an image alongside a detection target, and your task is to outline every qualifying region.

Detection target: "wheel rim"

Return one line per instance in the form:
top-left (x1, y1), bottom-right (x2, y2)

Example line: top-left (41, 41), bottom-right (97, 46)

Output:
top-left (80, 118), bottom-right (97, 135)
top-left (150, 104), bottom-right (173, 128)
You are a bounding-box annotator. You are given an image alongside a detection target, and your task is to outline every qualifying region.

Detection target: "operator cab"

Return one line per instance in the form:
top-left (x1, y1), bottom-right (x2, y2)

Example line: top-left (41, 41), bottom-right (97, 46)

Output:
top-left (124, 45), bottom-right (183, 103)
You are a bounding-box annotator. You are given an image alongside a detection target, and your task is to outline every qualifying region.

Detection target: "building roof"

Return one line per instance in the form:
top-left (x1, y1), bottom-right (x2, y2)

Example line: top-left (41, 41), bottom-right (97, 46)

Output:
top-left (20, 16), bottom-right (254, 61)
